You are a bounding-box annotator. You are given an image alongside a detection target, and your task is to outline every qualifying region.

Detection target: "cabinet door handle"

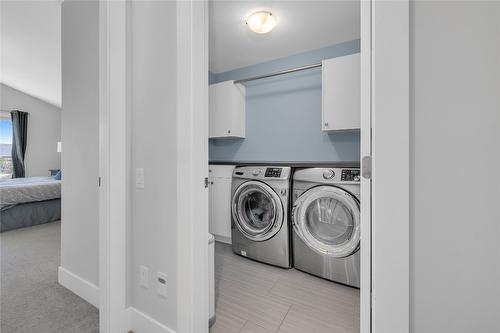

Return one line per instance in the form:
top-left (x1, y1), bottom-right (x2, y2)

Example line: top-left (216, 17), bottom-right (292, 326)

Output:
top-left (227, 129), bottom-right (231, 134)
top-left (324, 122), bottom-right (329, 127)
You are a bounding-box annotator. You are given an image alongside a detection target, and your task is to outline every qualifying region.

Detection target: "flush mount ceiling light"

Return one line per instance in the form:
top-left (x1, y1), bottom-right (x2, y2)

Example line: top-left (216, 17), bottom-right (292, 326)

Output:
top-left (246, 11), bottom-right (276, 34)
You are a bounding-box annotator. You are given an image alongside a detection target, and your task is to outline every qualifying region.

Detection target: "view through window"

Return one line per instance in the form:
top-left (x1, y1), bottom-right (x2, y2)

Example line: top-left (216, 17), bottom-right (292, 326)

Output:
top-left (0, 114), bottom-right (13, 180)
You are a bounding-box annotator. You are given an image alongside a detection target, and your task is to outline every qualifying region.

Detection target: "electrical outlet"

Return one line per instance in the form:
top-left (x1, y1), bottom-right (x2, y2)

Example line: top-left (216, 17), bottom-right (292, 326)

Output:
top-left (136, 168), bottom-right (145, 189)
top-left (157, 272), bottom-right (167, 298)
top-left (140, 265), bottom-right (149, 289)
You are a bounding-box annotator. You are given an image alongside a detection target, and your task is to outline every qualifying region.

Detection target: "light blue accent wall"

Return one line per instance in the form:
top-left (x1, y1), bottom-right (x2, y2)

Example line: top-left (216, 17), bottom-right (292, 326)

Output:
top-left (209, 39), bottom-right (360, 163)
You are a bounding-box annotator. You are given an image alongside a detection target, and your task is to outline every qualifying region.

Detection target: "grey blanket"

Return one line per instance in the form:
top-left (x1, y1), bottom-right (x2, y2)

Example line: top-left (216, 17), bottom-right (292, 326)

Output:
top-left (0, 177), bottom-right (61, 211)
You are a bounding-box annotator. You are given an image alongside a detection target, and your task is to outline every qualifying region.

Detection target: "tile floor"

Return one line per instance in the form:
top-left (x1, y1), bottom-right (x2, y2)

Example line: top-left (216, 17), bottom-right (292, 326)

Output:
top-left (211, 242), bottom-right (360, 333)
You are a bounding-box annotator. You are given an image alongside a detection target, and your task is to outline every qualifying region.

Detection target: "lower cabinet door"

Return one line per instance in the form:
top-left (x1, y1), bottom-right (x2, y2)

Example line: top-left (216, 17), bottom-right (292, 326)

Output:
top-left (209, 177), bottom-right (232, 243)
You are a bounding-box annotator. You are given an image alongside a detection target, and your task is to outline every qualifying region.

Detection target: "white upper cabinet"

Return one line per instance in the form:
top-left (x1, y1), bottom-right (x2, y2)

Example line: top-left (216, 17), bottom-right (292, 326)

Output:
top-left (322, 53), bottom-right (360, 131)
top-left (209, 80), bottom-right (245, 138)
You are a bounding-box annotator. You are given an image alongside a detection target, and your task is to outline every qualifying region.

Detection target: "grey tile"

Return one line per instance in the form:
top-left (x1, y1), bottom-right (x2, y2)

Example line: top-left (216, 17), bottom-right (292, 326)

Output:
top-left (240, 321), bottom-right (274, 333)
top-left (214, 241), bottom-right (360, 333)
top-left (268, 273), bottom-right (359, 319)
top-left (278, 304), bottom-right (359, 333)
top-left (216, 280), bottom-right (291, 332)
top-left (210, 307), bottom-right (246, 333)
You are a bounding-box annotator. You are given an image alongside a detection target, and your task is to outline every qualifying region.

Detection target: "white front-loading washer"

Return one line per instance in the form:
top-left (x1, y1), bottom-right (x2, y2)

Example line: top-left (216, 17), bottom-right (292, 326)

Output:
top-left (291, 167), bottom-right (361, 287)
top-left (231, 166), bottom-right (291, 268)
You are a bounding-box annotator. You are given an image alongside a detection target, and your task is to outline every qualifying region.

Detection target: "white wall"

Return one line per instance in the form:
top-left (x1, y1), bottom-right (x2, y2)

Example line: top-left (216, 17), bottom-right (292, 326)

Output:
top-left (411, 1), bottom-right (500, 332)
top-left (129, 1), bottom-right (178, 329)
top-left (0, 83), bottom-right (61, 177)
top-left (1, 1), bottom-right (61, 106)
top-left (60, 0), bottom-right (99, 288)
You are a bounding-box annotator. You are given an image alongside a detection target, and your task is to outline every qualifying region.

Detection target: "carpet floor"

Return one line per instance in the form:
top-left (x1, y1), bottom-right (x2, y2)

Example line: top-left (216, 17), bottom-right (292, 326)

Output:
top-left (1, 221), bottom-right (99, 333)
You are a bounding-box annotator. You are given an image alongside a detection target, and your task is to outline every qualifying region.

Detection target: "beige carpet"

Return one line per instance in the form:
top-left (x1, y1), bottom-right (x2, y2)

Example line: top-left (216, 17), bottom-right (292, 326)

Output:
top-left (0, 221), bottom-right (99, 333)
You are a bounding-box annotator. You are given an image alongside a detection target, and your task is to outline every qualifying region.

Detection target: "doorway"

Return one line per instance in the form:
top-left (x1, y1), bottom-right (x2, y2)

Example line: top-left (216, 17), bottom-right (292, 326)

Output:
top-left (208, 1), bottom-right (362, 332)
top-left (97, 1), bottom-right (410, 332)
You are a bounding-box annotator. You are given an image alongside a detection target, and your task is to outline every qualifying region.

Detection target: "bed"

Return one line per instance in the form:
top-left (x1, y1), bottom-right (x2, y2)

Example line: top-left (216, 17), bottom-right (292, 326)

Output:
top-left (0, 177), bottom-right (61, 232)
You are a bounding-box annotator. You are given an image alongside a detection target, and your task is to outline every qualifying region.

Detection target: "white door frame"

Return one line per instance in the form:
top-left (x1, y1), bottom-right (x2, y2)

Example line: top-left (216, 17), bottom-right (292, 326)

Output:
top-left (360, 0), bottom-right (372, 331)
top-left (365, 0), bottom-right (410, 332)
top-left (176, 0), bottom-right (209, 332)
top-left (99, 1), bottom-right (128, 332)
top-left (98, 0), bottom-right (409, 332)
top-left (98, 0), bottom-right (210, 332)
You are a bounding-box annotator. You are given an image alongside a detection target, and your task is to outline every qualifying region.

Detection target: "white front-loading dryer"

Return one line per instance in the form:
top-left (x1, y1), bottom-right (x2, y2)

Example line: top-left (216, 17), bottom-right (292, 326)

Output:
top-left (292, 167), bottom-right (361, 287)
top-left (231, 166), bottom-right (291, 268)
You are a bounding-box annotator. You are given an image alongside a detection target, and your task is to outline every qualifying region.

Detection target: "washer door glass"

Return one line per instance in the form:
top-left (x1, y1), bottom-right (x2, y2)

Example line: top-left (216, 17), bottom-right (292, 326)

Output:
top-left (232, 181), bottom-right (283, 241)
top-left (293, 186), bottom-right (360, 257)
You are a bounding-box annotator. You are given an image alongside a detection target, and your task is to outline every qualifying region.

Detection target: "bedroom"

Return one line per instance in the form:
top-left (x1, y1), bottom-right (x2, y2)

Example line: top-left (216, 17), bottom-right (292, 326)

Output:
top-left (0, 1), bottom-right (99, 331)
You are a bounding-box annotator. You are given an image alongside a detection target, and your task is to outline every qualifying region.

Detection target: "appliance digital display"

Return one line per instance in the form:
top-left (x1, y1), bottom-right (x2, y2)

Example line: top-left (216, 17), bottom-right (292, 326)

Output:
top-left (341, 169), bottom-right (360, 181)
top-left (265, 168), bottom-right (282, 178)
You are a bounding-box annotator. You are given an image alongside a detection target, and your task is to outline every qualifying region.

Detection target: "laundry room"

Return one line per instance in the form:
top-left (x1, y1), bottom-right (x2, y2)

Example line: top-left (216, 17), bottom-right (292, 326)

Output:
top-left (207, 1), bottom-right (362, 332)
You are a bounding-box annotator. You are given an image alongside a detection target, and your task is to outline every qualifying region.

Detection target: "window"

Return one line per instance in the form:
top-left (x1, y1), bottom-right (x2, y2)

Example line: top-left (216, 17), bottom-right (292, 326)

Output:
top-left (0, 112), bottom-right (13, 180)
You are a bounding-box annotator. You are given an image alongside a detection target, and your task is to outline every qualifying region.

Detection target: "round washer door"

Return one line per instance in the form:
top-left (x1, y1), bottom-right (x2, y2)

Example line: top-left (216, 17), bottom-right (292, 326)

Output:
top-left (232, 180), bottom-right (284, 242)
top-left (292, 185), bottom-right (360, 257)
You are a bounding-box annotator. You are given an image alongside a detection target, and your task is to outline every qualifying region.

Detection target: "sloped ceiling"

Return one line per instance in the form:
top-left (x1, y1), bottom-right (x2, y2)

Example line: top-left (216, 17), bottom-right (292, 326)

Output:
top-left (209, 0), bottom-right (360, 73)
top-left (1, 1), bottom-right (61, 107)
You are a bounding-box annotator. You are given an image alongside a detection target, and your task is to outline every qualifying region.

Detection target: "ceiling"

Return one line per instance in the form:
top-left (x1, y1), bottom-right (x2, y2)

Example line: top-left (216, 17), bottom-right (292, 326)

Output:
top-left (1, 1), bottom-right (359, 105)
top-left (209, 0), bottom-right (360, 73)
top-left (1, 1), bottom-right (61, 107)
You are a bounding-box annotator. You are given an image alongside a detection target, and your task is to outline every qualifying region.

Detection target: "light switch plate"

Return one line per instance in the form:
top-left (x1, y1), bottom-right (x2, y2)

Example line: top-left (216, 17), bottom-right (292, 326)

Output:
top-left (135, 168), bottom-right (145, 189)
top-left (140, 265), bottom-right (149, 289)
top-left (157, 272), bottom-right (167, 298)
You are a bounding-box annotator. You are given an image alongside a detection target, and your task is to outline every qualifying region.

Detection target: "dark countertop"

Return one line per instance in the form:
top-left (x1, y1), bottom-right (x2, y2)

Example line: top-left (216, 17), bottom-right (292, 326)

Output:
top-left (209, 161), bottom-right (360, 168)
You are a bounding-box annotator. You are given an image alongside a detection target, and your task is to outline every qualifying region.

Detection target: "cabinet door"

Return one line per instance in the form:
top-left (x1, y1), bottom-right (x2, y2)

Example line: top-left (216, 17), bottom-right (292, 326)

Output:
top-left (209, 81), bottom-right (245, 138)
top-left (208, 178), bottom-right (215, 235)
top-left (209, 177), bottom-right (233, 242)
top-left (322, 53), bottom-right (360, 131)
top-left (209, 83), bottom-right (226, 137)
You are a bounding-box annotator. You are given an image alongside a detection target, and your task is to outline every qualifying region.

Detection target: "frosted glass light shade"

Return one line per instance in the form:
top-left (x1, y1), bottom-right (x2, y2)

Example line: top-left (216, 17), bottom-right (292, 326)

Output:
top-left (57, 141), bottom-right (62, 153)
top-left (246, 11), bottom-right (276, 34)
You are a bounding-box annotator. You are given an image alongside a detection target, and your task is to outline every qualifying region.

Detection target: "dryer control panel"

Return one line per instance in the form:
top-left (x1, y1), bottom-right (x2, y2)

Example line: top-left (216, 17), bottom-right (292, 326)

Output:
top-left (341, 169), bottom-right (361, 182)
top-left (265, 168), bottom-right (282, 178)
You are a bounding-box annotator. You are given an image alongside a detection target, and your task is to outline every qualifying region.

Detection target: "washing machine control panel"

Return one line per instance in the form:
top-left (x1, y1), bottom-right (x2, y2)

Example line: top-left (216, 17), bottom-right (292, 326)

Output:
top-left (265, 168), bottom-right (282, 178)
top-left (341, 169), bottom-right (361, 182)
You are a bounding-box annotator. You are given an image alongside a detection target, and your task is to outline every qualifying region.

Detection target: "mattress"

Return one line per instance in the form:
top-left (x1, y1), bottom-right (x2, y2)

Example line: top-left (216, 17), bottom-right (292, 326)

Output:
top-left (0, 199), bottom-right (61, 232)
top-left (0, 177), bottom-right (61, 211)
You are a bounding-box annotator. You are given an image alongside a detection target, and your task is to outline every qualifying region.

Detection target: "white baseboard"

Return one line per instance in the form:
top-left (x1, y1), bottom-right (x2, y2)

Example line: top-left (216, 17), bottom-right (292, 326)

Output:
top-left (214, 234), bottom-right (231, 244)
top-left (127, 307), bottom-right (176, 333)
top-left (58, 266), bottom-right (99, 308)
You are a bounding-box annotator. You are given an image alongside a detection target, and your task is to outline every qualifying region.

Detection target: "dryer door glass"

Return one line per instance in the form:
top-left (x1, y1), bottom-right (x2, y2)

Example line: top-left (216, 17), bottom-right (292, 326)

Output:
top-left (232, 181), bottom-right (284, 241)
top-left (305, 197), bottom-right (354, 246)
top-left (293, 186), bottom-right (360, 257)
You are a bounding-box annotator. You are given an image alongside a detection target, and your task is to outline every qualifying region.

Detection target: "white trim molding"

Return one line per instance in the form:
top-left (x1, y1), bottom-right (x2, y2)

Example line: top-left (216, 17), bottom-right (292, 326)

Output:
top-left (359, 0), bottom-right (372, 331)
top-left (58, 266), bottom-right (100, 308)
top-left (213, 234), bottom-right (231, 245)
top-left (127, 307), bottom-right (176, 333)
top-left (371, 0), bottom-right (410, 332)
top-left (176, 0), bottom-right (209, 331)
top-left (99, 0), bottom-right (128, 332)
